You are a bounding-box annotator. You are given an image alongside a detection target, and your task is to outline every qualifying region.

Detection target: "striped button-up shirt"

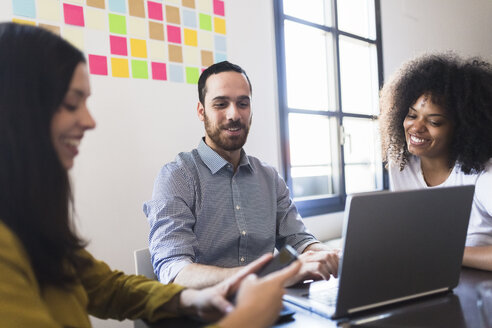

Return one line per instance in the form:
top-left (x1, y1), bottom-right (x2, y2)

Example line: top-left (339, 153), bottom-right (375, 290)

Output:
top-left (143, 139), bottom-right (317, 283)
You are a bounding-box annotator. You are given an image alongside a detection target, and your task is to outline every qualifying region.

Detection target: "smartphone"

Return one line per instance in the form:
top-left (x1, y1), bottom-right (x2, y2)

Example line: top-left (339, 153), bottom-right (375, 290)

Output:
top-left (256, 245), bottom-right (298, 278)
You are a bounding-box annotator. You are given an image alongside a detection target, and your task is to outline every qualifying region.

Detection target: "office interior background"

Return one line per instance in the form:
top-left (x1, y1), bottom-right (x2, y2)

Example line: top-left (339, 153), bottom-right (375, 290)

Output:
top-left (1, 0), bottom-right (492, 327)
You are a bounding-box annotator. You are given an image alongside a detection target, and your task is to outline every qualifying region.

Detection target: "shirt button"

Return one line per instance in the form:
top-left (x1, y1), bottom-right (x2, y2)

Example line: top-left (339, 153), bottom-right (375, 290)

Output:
top-left (240, 257), bottom-right (245, 262)
top-left (236, 205), bottom-right (240, 210)
top-left (242, 230), bottom-right (246, 236)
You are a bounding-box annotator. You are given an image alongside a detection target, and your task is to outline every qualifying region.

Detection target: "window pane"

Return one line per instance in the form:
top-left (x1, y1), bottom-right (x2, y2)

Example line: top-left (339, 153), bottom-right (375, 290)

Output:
top-left (338, 0), bottom-right (376, 39)
top-left (284, 20), bottom-right (336, 111)
top-left (343, 117), bottom-right (382, 194)
top-left (289, 113), bottom-right (335, 199)
top-left (283, 0), bottom-right (332, 26)
top-left (339, 36), bottom-right (379, 115)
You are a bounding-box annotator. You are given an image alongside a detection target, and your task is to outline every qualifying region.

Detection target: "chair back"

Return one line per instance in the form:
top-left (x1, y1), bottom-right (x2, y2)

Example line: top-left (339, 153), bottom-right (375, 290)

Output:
top-left (134, 248), bottom-right (157, 280)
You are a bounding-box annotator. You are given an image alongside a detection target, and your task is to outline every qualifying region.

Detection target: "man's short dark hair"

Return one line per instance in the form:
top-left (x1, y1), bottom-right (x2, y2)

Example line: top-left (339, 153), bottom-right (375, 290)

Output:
top-left (197, 61), bottom-right (252, 104)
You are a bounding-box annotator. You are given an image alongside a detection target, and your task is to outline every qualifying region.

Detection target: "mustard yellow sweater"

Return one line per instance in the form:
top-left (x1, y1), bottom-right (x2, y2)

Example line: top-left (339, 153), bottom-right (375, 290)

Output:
top-left (0, 221), bottom-right (189, 327)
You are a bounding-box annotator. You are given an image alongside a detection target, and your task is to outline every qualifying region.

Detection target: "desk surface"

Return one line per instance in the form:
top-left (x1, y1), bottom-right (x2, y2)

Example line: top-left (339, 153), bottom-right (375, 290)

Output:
top-left (141, 268), bottom-right (492, 328)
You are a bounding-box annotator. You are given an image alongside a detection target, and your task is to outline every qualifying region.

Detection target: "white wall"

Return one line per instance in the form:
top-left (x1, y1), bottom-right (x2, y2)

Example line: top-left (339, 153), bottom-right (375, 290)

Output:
top-left (2, 0), bottom-right (492, 327)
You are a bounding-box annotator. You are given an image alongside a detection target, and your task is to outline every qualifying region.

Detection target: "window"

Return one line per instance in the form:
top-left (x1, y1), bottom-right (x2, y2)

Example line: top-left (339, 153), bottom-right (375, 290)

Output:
top-left (274, 0), bottom-right (386, 216)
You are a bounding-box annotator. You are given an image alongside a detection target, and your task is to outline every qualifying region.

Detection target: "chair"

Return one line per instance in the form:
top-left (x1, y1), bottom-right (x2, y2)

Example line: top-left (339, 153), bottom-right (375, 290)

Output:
top-left (133, 247), bottom-right (157, 280)
top-left (133, 248), bottom-right (156, 328)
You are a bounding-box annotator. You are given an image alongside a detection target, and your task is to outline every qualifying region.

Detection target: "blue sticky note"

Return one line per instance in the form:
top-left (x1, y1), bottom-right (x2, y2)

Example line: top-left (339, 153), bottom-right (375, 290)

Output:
top-left (108, 0), bottom-right (127, 14)
top-left (214, 52), bottom-right (227, 63)
top-left (169, 64), bottom-right (184, 83)
top-left (183, 9), bottom-right (197, 28)
top-left (214, 35), bottom-right (226, 52)
top-left (12, 0), bottom-right (36, 18)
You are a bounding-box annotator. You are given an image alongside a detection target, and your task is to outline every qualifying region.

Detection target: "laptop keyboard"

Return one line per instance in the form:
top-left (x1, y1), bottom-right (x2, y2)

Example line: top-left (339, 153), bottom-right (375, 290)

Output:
top-left (305, 284), bottom-right (339, 306)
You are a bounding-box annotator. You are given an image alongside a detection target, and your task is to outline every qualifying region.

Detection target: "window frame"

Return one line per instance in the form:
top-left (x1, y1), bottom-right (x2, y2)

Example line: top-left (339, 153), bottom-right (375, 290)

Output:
top-left (274, 0), bottom-right (387, 217)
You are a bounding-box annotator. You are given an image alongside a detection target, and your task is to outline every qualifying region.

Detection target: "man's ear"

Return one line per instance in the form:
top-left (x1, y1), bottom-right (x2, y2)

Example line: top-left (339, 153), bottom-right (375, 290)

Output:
top-left (197, 102), bottom-right (205, 122)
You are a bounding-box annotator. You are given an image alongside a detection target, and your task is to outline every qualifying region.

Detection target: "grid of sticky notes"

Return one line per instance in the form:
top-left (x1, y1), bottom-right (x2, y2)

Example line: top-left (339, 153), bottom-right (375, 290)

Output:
top-left (11, 0), bottom-right (227, 84)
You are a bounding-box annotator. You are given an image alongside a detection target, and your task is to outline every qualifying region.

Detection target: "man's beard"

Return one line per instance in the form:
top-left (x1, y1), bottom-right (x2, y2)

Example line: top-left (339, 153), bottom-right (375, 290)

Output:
top-left (204, 112), bottom-right (251, 151)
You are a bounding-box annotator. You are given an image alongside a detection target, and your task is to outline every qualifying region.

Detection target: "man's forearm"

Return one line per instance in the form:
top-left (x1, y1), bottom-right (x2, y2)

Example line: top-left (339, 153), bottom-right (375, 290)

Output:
top-left (463, 246), bottom-right (492, 271)
top-left (174, 263), bottom-right (242, 289)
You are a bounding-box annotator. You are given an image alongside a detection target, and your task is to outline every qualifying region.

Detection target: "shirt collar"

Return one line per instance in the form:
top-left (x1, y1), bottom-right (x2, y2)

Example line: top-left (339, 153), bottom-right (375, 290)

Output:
top-left (197, 138), bottom-right (254, 174)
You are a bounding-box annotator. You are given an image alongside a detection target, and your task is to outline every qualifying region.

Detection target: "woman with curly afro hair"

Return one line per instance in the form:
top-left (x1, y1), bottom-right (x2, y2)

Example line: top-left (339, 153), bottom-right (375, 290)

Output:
top-left (379, 53), bottom-right (492, 271)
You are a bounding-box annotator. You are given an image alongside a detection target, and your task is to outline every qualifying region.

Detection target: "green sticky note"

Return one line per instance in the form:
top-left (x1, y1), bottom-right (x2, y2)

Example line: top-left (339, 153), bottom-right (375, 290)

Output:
top-left (131, 60), bottom-right (148, 79)
top-left (199, 13), bottom-right (212, 31)
top-left (108, 13), bottom-right (126, 34)
top-left (186, 67), bottom-right (199, 84)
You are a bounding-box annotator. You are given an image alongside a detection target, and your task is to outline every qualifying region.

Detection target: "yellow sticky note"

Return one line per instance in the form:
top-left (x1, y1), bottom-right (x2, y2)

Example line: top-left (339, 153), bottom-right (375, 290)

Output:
top-left (62, 27), bottom-right (84, 51)
top-left (12, 18), bottom-right (36, 26)
top-left (130, 38), bottom-right (147, 58)
top-left (184, 28), bottom-right (198, 47)
top-left (111, 58), bottom-right (130, 78)
top-left (38, 0), bottom-right (60, 22)
top-left (214, 17), bottom-right (226, 34)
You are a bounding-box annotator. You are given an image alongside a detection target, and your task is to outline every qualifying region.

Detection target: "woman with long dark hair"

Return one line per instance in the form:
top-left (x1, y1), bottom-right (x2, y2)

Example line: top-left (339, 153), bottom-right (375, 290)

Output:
top-left (379, 53), bottom-right (492, 271)
top-left (0, 22), bottom-right (299, 327)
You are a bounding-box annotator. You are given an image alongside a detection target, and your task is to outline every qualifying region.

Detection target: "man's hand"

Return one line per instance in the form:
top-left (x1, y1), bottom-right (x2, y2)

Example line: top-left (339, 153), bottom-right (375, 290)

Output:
top-left (284, 243), bottom-right (340, 287)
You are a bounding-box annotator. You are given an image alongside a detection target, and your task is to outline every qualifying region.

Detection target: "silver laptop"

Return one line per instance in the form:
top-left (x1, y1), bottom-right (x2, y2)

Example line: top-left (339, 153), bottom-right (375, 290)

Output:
top-left (284, 185), bottom-right (475, 319)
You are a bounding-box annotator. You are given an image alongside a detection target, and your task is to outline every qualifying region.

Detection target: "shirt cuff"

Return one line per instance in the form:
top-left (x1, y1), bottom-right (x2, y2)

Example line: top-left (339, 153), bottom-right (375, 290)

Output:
top-left (159, 258), bottom-right (193, 284)
top-left (295, 240), bottom-right (320, 254)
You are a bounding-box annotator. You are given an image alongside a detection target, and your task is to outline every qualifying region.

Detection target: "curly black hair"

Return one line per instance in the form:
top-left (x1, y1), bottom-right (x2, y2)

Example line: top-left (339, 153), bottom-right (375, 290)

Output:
top-left (379, 53), bottom-right (492, 174)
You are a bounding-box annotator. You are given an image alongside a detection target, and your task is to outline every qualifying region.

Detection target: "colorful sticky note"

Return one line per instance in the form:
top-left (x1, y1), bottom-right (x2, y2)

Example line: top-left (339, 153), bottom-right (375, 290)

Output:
top-left (182, 0), bottom-right (195, 9)
top-left (182, 9), bottom-right (197, 28)
top-left (183, 47), bottom-right (199, 65)
top-left (167, 25), bottom-right (181, 43)
top-left (168, 44), bottom-right (183, 63)
top-left (109, 0), bottom-right (127, 13)
top-left (12, 18), bottom-right (36, 26)
top-left (128, 0), bottom-right (145, 17)
top-left (186, 67), bottom-right (199, 84)
top-left (214, 35), bottom-right (226, 52)
top-left (166, 6), bottom-right (180, 24)
top-left (151, 62), bottom-right (167, 80)
top-left (127, 17), bottom-right (147, 38)
top-left (131, 60), bottom-right (148, 78)
top-left (12, 0), bottom-right (36, 18)
top-left (108, 13), bottom-right (127, 34)
top-left (213, 0), bottom-right (224, 16)
top-left (214, 52), bottom-right (226, 63)
top-left (201, 50), bottom-right (213, 67)
top-left (197, 0), bottom-right (212, 13)
top-left (214, 17), bottom-right (226, 34)
top-left (184, 28), bottom-right (197, 46)
top-left (111, 57), bottom-right (129, 77)
top-left (38, 0), bottom-right (60, 22)
top-left (39, 23), bottom-right (60, 35)
top-left (198, 30), bottom-right (213, 49)
top-left (87, 0), bottom-right (105, 9)
top-left (88, 54), bottom-right (108, 75)
top-left (148, 1), bottom-right (163, 21)
top-left (110, 35), bottom-right (127, 55)
top-left (86, 7), bottom-right (107, 30)
top-left (199, 14), bottom-right (212, 31)
top-left (168, 64), bottom-right (184, 82)
top-left (130, 38), bottom-right (147, 58)
top-left (62, 27), bottom-right (84, 50)
top-left (148, 40), bottom-right (167, 60)
top-left (63, 4), bottom-right (85, 26)
top-left (149, 21), bottom-right (165, 41)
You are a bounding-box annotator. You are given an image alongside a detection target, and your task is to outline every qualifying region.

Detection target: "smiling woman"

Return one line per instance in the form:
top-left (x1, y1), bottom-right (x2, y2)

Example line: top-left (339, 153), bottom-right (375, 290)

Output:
top-left (379, 52), bottom-right (492, 271)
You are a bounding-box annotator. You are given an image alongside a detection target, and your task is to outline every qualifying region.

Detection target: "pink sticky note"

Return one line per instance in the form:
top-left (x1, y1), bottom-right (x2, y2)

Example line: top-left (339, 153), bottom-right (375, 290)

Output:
top-left (88, 55), bottom-right (108, 75)
top-left (213, 0), bottom-right (225, 16)
top-left (152, 62), bottom-right (167, 80)
top-left (110, 35), bottom-right (128, 56)
top-left (167, 25), bottom-right (181, 43)
top-left (147, 1), bottom-right (163, 21)
top-left (63, 4), bottom-right (85, 26)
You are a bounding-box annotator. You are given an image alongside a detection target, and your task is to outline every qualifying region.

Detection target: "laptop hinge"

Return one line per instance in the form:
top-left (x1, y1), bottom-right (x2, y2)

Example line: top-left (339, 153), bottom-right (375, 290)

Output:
top-left (347, 287), bottom-right (449, 313)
